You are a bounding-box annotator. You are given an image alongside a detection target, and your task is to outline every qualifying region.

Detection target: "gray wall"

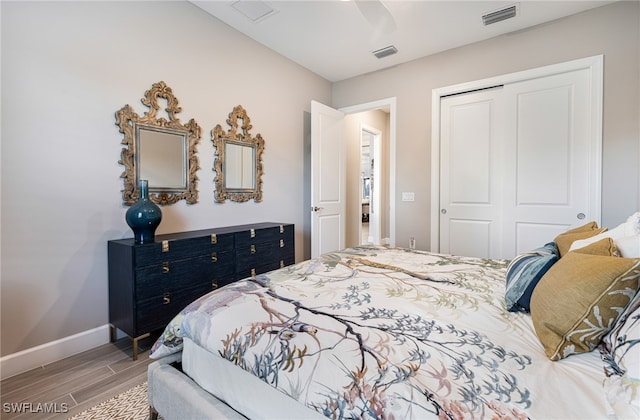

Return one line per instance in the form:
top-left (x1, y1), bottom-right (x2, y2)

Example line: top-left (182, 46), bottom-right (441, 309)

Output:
top-left (332, 1), bottom-right (640, 251)
top-left (0, 1), bottom-right (331, 356)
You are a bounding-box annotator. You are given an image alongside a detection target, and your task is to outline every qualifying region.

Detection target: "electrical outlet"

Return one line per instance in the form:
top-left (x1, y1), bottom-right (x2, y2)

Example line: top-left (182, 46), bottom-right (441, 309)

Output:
top-left (402, 192), bottom-right (415, 202)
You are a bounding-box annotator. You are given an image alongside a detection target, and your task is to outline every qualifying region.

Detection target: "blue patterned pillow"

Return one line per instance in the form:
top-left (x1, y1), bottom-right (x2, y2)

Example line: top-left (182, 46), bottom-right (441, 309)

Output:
top-left (505, 242), bottom-right (559, 312)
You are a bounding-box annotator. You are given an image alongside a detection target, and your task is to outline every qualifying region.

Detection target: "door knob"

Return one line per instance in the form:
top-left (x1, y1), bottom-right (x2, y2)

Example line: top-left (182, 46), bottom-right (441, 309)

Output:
top-left (441, 209), bottom-right (447, 214)
top-left (577, 213), bottom-right (585, 220)
top-left (311, 206), bottom-right (323, 212)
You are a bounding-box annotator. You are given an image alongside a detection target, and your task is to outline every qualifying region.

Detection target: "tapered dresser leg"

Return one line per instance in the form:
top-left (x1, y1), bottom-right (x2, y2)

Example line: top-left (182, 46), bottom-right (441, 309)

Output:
top-left (109, 324), bottom-right (117, 343)
top-left (132, 333), bottom-right (150, 361)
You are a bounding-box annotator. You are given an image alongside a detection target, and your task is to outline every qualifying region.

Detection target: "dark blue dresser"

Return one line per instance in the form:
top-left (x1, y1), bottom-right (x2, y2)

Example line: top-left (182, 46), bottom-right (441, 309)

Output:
top-left (108, 222), bottom-right (294, 359)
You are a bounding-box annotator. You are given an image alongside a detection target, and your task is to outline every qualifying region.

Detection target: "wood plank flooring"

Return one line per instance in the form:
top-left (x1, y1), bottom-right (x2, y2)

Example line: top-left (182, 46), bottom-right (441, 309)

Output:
top-left (0, 334), bottom-right (159, 419)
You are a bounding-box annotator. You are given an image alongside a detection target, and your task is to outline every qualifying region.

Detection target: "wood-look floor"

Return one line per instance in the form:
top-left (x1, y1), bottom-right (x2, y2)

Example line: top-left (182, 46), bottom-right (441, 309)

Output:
top-left (0, 334), bottom-right (159, 420)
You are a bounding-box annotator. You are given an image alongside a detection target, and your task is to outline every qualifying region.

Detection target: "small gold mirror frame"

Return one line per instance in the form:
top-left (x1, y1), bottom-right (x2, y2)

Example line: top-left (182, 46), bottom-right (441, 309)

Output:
top-left (116, 81), bottom-right (201, 205)
top-left (212, 105), bottom-right (264, 203)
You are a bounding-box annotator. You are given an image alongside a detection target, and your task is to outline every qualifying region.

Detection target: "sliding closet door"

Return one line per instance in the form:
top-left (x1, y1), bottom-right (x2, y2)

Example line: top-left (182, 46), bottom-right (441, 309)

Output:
top-left (439, 66), bottom-right (599, 259)
top-left (439, 88), bottom-right (505, 258)
top-left (501, 68), bottom-right (594, 256)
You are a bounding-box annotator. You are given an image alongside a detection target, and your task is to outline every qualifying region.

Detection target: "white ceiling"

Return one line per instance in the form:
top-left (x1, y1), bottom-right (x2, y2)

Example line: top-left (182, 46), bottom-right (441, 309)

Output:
top-left (191, 1), bottom-right (614, 82)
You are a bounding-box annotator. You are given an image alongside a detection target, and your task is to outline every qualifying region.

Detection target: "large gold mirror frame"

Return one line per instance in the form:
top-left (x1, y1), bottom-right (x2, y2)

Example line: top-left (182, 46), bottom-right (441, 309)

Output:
top-left (212, 105), bottom-right (264, 203)
top-left (116, 81), bottom-right (201, 205)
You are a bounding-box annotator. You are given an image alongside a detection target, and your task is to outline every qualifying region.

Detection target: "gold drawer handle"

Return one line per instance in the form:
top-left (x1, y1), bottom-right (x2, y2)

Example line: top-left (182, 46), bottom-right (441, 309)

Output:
top-left (250, 229), bottom-right (255, 238)
top-left (251, 268), bottom-right (256, 277)
top-left (279, 225), bottom-right (284, 234)
top-left (211, 234), bottom-right (217, 244)
top-left (163, 292), bottom-right (171, 305)
top-left (162, 240), bottom-right (170, 252)
top-left (251, 245), bottom-right (256, 254)
top-left (280, 260), bottom-right (285, 268)
top-left (211, 252), bottom-right (218, 263)
top-left (162, 262), bottom-right (170, 273)
top-left (212, 280), bottom-right (218, 290)
top-left (280, 239), bottom-right (284, 248)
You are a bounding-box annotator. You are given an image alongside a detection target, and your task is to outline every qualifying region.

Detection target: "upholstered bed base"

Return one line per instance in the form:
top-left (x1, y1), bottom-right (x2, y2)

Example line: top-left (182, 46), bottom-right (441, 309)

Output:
top-left (147, 352), bottom-right (247, 420)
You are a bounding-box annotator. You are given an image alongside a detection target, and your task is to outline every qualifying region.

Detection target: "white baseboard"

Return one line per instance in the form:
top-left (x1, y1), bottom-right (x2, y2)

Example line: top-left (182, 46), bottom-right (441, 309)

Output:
top-left (0, 325), bottom-right (111, 380)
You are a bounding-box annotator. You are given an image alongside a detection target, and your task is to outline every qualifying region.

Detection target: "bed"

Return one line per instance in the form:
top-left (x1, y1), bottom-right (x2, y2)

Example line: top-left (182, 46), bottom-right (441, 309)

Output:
top-left (148, 217), bottom-right (640, 419)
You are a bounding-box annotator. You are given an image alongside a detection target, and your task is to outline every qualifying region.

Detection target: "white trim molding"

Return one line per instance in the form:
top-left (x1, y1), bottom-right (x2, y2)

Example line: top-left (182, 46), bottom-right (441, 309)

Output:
top-left (0, 325), bottom-right (110, 380)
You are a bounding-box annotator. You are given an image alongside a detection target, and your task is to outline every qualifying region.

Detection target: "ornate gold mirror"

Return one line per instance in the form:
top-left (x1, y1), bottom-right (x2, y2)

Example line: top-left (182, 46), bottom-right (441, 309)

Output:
top-left (212, 105), bottom-right (264, 203)
top-left (116, 81), bottom-right (201, 205)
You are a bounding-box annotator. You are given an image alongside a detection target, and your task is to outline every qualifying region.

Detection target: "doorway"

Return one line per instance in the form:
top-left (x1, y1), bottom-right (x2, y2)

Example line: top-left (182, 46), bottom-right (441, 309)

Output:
top-left (340, 101), bottom-right (394, 249)
top-left (307, 98), bottom-right (396, 259)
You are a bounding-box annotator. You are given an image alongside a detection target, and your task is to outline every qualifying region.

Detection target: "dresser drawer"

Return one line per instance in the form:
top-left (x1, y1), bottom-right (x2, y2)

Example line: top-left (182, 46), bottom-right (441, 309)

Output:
top-left (235, 237), bottom-right (293, 268)
top-left (236, 253), bottom-right (295, 280)
top-left (135, 252), bottom-right (235, 301)
top-left (234, 224), bottom-right (293, 247)
top-left (136, 282), bottom-right (213, 333)
top-left (133, 232), bottom-right (234, 267)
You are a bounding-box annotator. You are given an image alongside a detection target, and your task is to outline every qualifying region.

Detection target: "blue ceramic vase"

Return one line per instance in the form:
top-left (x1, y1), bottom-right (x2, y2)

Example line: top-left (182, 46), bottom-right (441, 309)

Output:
top-left (125, 180), bottom-right (162, 244)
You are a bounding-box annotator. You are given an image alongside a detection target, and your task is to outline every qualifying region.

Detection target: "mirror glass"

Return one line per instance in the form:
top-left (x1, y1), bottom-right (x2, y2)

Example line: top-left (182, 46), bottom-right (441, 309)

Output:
top-left (116, 81), bottom-right (201, 205)
top-left (224, 142), bottom-right (255, 190)
top-left (212, 105), bottom-right (264, 203)
top-left (137, 125), bottom-right (188, 190)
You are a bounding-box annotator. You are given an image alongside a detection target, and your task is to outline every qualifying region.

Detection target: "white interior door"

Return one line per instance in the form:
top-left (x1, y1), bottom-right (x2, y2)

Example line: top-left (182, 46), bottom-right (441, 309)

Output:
top-left (502, 68), bottom-right (595, 255)
top-left (311, 100), bottom-right (346, 258)
top-left (440, 88), bottom-right (505, 258)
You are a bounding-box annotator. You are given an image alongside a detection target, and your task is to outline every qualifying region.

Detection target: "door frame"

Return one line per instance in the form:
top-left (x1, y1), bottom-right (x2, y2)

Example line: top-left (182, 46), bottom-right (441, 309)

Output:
top-left (430, 55), bottom-right (603, 252)
top-left (341, 97), bottom-right (397, 247)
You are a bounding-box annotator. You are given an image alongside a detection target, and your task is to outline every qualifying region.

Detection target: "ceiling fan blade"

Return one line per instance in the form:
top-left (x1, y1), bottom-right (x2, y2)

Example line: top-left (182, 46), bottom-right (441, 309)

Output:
top-left (354, 0), bottom-right (397, 34)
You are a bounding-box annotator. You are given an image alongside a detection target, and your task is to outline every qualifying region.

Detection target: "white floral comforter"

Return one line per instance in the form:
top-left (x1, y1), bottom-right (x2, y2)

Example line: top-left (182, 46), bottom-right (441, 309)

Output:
top-left (151, 246), bottom-right (610, 419)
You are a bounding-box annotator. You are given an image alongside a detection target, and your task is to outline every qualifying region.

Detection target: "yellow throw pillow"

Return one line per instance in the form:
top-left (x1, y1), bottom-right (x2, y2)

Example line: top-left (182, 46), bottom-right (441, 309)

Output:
top-left (568, 221), bottom-right (599, 232)
top-left (554, 221), bottom-right (606, 257)
top-left (570, 237), bottom-right (617, 256)
top-left (530, 241), bottom-right (640, 360)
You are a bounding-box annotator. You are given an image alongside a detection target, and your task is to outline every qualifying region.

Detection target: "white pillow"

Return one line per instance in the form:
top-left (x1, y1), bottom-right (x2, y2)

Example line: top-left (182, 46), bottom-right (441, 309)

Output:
top-left (569, 212), bottom-right (640, 252)
top-left (627, 211), bottom-right (640, 232)
top-left (615, 235), bottom-right (640, 258)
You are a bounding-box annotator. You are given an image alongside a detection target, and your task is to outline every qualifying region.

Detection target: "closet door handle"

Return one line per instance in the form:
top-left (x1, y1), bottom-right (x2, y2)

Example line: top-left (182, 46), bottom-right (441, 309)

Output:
top-left (577, 213), bottom-right (585, 220)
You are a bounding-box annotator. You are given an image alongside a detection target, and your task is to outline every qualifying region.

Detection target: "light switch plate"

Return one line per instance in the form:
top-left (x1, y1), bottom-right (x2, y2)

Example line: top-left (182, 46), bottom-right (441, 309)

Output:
top-left (402, 192), bottom-right (415, 202)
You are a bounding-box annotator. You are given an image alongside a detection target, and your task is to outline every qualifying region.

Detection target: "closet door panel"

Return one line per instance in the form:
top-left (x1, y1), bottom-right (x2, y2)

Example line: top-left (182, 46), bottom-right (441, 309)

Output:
top-left (448, 219), bottom-right (492, 258)
top-left (449, 102), bottom-right (491, 204)
top-left (515, 222), bottom-right (565, 255)
top-left (503, 68), bottom-right (592, 255)
top-left (439, 89), bottom-right (504, 258)
top-left (515, 86), bottom-right (572, 205)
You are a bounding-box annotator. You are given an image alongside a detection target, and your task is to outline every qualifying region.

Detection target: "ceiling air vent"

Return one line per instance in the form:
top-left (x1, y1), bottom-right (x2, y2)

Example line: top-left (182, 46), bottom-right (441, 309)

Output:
top-left (482, 4), bottom-right (518, 26)
top-left (372, 45), bottom-right (398, 59)
top-left (231, 1), bottom-right (276, 23)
